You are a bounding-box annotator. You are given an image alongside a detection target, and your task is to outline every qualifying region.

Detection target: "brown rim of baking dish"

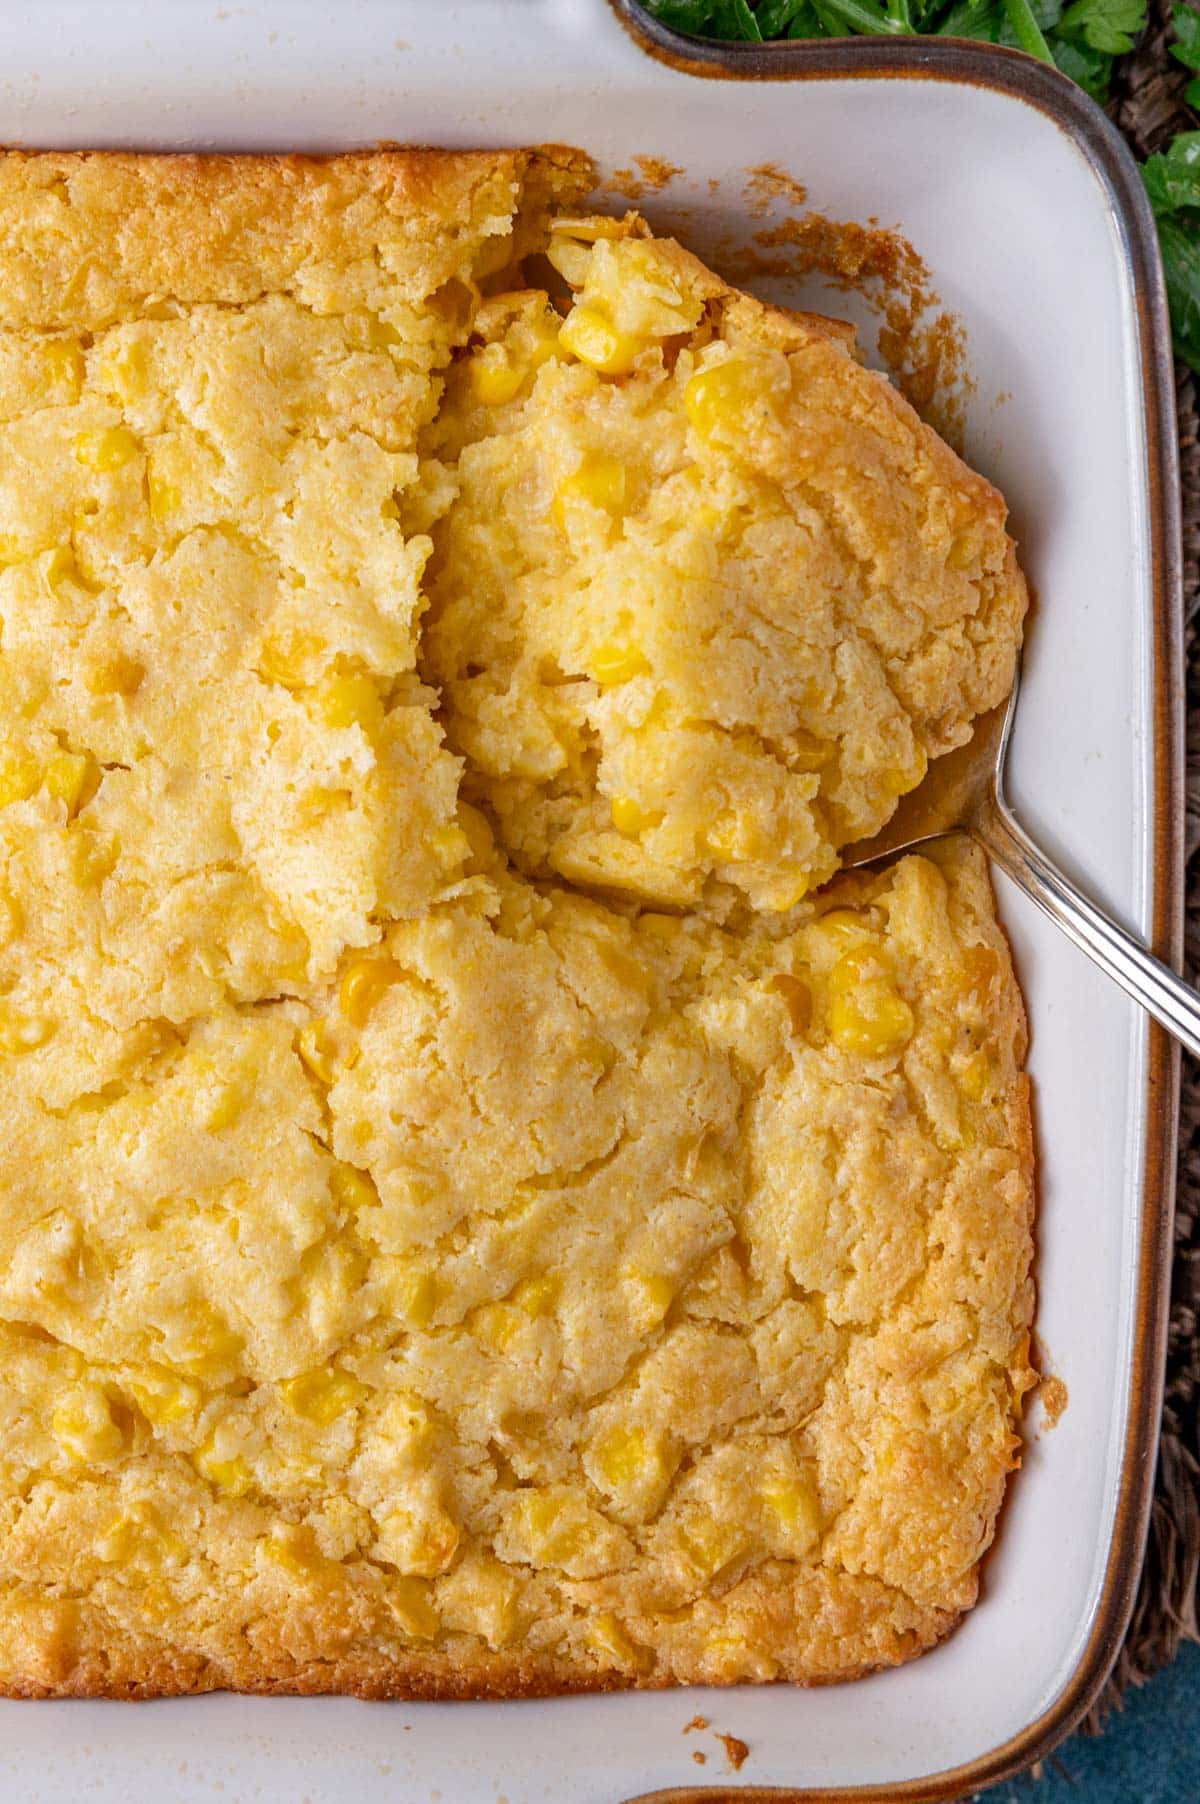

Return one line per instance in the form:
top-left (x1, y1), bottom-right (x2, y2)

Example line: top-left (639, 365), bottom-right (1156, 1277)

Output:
top-left (608, 8), bottom-right (1185, 1804)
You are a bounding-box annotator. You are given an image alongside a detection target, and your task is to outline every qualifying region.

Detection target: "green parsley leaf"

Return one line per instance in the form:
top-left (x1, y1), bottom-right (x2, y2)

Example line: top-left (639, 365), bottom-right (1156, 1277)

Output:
top-left (1169, 1), bottom-right (1200, 71)
top-left (638, 0), bottom-right (1197, 371)
top-left (1051, 36), bottom-right (1115, 97)
top-left (1057, 0), bottom-right (1146, 56)
top-left (936, 0), bottom-right (1063, 49)
top-left (785, 1), bottom-right (834, 32)
top-left (1002, 0), bottom-right (1056, 59)
top-left (756, 0), bottom-right (811, 31)
top-left (936, 0), bottom-right (1006, 38)
top-left (1143, 132), bottom-right (1200, 215)
top-left (642, 0), bottom-right (723, 34)
top-left (729, 0), bottom-right (766, 37)
top-left (1140, 135), bottom-right (1200, 373)
top-left (643, 0), bottom-right (762, 37)
top-left (1155, 212), bottom-right (1200, 369)
top-left (803, 0), bottom-right (915, 31)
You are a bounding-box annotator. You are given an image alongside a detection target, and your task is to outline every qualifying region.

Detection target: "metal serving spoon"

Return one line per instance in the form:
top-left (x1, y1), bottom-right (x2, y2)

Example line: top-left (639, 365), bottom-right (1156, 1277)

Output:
top-left (840, 665), bottom-right (1200, 1056)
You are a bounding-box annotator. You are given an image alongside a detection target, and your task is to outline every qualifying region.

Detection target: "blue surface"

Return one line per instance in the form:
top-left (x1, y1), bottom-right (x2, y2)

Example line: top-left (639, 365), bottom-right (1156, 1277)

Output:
top-left (980, 1642), bottom-right (1200, 1802)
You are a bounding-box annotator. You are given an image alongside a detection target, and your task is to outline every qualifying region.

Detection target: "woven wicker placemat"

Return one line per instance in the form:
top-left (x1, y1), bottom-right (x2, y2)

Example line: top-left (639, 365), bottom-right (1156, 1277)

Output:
top-left (1095, 0), bottom-right (1200, 1721)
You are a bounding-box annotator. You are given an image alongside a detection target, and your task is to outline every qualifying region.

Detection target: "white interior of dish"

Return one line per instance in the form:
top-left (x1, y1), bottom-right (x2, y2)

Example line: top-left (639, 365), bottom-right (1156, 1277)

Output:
top-left (0, 2), bottom-right (1163, 1799)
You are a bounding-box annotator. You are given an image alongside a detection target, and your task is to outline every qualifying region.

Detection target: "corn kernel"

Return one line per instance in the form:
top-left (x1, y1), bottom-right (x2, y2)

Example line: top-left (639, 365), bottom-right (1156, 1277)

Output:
top-left (194, 1436), bottom-right (252, 1497)
top-left (509, 1488), bottom-right (595, 1568)
top-left (129, 1366), bottom-right (199, 1427)
top-left (280, 1366), bottom-right (368, 1427)
top-left (393, 1267), bottom-right (441, 1329)
top-left (320, 669), bottom-right (384, 734)
top-left (263, 1525), bottom-right (325, 1579)
top-left (175, 1301), bottom-right (244, 1379)
top-left (790, 729), bottom-right (834, 772)
top-left (595, 942), bottom-right (655, 999)
top-left (367, 313), bottom-right (406, 349)
top-left (684, 357), bottom-right (765, 443)
top-left (610, 795), bottom-right (659, 837)
top-left (0, 889), bottom-right (23, 945)
top-left (624, 1267), bottom-right (675, 1326)
top-left (52, 1385), bottom-right (125, 1463)
top-left (146, 466), bottom-right (181, 519)
top-left (203, 1077), bottom-right (248, 1132)
top-left (259, 630), bottom-right (327, 691)
top-left (770, 972), bottom-right (813, 1037)
top-left (377, 1502), bottom-right (461, 1577)
top-left (947, 528), bottom-right (980, 571)
top-left (588, 639), bottom-right (647, 687)
top-left (772, 873), bottom-right (808, 909)
top-left (0, 745), bottom-right (41, 807)
top-left (525, 311), bottom-right (564, 370)
top-left (44, 748), bottom-right (101, 816)
top-left (828, 949), bottom-right (915, 1059)
top-left (587, 1612), bottom-right (652, 1673)
top-left (880, 745), bottom-right (928, 797)
top-left (456, 801), bottom-right (494, 871)
top-left (548, 215), bottom-right (628, 243)
top-left (86, 653), bottom-right (144, 697)
top-left (472, 1301), bottom-right (523, 1352)
top-left (100, 341), bottom-right (148, 402)
top-left (813, 908), bottom-right (876, 947)
top-left (772, 876), bottom-right (812, 912)
top-left (431, 826), bottom-right (471, 877)
top-left (558, 304), bottom-right (641, 375)
top-left (705, 810), bottom-right (765, 863)
top-left (0, 1010), bottom-right (55, 1055)
top-left (512, 1272), bottom-right (561, 1318)
top-left (680, 1516), bottom-right (750, 1581)
top-left (297, 785), bottom-right (350, 826)
top-left (339, 955), bottom-right (403, 1027)
top-left (592, 1424), bottom-right (655, 1492)
top-left (958, 1050), bottom-right (992, 1103)
top-left (328, 1159), bottom-right (377, 1216)
top-left (388, 1576), bottom-right (440, 1640)
top-left (41, 546), bottom-right (82, 592)
top-left (438, 1554), bottom-right (519, 1647)
top-left (552, 453), bottom-right (627, 533)
top-left (75, 830), bottom-right (120, 888)
top-left (73, 425), bottom-right (139, 471)
top-left (297, 1020), bottom-right (338, 1085)
top-left (379, 1391), bottom-right (438, 1465)
top-left (468, 342), bottom-right (525, 406)
top-left (42, 338), bottom-right (84, 400)
top-left (96, 1501), bottom-right (183, 1568)
top-left (962, 944), bottom-right (1000, 1005)
top-left (705, 1633), bottom-right (780, 1681)
top-left (761, 1474), bottom-right (822, 1553)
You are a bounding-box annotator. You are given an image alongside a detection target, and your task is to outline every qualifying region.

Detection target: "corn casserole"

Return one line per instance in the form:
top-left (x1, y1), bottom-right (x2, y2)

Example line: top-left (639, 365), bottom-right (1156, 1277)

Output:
top-left (0, 149), bottom-right (1034, 1698)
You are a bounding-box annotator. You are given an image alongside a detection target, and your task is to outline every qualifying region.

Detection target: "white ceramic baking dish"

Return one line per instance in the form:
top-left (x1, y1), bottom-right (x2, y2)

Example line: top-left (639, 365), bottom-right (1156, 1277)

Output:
top-left (0, 2), bottom-right (1181, 1799)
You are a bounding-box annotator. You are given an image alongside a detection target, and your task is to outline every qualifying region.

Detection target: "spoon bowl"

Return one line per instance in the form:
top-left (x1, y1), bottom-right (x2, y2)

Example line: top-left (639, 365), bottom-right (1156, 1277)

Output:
top-left (841, 680), bottom-right (1018, 872)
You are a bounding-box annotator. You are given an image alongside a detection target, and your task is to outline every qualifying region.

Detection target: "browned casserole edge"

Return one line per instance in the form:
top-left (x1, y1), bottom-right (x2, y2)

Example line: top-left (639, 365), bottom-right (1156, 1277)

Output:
top-left (605, 10), bottom-right (1185, 1803)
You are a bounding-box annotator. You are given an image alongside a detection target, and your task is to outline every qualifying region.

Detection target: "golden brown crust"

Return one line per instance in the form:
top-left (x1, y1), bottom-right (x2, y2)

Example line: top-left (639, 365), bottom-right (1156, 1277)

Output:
top-left (0, 151), bottom-right (1034, 1703)
top-left (0, 146), bottom-right (593, 330)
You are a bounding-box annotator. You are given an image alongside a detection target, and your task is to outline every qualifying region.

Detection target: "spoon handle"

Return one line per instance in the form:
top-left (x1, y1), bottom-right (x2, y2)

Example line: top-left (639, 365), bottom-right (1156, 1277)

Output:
top-left (972, 797), bottom-right (1196, 1057)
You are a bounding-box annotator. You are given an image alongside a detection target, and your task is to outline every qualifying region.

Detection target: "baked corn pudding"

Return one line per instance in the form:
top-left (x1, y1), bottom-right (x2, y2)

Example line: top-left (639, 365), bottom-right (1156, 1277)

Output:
top-left (0, 149), bottom-right (1034, 1699)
